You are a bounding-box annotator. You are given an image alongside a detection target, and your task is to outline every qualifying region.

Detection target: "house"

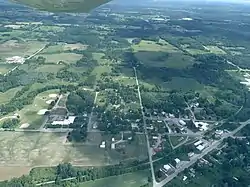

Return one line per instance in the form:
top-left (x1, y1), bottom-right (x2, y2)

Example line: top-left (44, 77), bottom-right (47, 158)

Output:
top-left (174, 158), bottom-right (181, 165)
top-left (194, 140), bottom-right (203, 147)
top-left (51, 116), bottom-right (76, 126)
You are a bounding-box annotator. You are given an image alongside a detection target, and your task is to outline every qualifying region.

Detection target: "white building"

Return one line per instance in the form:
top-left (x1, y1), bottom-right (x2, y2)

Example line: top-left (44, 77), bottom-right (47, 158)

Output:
top-left (174, 158), bottom-right (181, 165)
top-left (179, 120), bottom-right (186, 126)
top-left (6, 56), bottom-right (25, 64)
top-left (111, 143), bottom-right (115, 149)
top-left (183, 176), bottom-right (188, 181)
top-left (194, 140), bottom-right (203, 147)
top-left (51, 116), bottom-right (76, 126)
top-left (196, 145), bottom-right (205, 151)
top-left (194, 122), bottom-right (209, 131)
top-left (163, 164), bottom-right (171, 171)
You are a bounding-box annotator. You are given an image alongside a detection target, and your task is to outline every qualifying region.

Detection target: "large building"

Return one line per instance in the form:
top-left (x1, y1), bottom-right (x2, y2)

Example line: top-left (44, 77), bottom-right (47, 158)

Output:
top-left (51, 116), bottom-right (76, 126)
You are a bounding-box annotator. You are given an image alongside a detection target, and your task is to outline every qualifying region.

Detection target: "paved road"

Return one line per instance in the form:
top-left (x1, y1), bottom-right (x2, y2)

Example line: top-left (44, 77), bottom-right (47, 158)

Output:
top-left (155, 118), bottom-right (250, 187)
top-left (133, 67), bottom-right (157, 186)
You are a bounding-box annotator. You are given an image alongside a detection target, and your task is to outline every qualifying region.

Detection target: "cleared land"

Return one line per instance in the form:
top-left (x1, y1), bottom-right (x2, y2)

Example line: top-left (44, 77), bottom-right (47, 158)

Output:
top-left (132, 39), bottom-right (179, 53)
top-left (35, 64), bottom-right (65, 73)
top-left (41, 43), bottom-right (87, 54)
top-left (79, 170), bottom-right (149, 187)
top-left (163, 77), bottom-right (203, 91)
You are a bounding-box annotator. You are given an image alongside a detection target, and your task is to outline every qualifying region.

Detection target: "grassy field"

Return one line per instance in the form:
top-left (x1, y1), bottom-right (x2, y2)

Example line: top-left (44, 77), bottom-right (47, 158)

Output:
top-left (163, 77), bottom-right (204, 91)
top-left (132, 40), bottom-right (179, 53)
top-left (33, 25), bottom-right (65, 33)
top-left (0, 40), bottom-right (47, 60)
top-left (204, 46), bottom-right (226, 55)
top-left (42, 43), bottom-right (87, 54)
top-left (79, 170), bottom-right (149, 187)
top-left (35, 64), bottom-right (65, 73)
top-left (18, 89), bottom-right (59, 129)
top-left (91, 66), bottom-right (112, 79)
top-left (40, 53), bottom-right (82, 64)
top-left (0, 86), bottom-right (23, 105)
top-left (135, 51), bottom-right (195, 69)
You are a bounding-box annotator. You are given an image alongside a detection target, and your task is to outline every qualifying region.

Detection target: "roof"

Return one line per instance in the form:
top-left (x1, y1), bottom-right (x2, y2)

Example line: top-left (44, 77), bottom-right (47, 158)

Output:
top-left (163, 164), bottom-right (171, 171)
top-left (194, 140), bottom-right (203, 146)
top-left (196, 145), bottom-right (205, 151)
top-left (174, 158), bottom-right (181, 164)
top-left (52, 116), bottom-right (76, 125)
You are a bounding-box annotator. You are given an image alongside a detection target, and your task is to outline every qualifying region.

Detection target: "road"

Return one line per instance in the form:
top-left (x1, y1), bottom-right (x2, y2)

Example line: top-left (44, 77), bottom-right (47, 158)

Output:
top-left (4, 45), bottom-right (46, 76)
top-left (87, 91), bottom-right (99, 130)
top-left (155, 118), bottom-right (250, 187)
top-left (133, 67), bottom-right (157, 186)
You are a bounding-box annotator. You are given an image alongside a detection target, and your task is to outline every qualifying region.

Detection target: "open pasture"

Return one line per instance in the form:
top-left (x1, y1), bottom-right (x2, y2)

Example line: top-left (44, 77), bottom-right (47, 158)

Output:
top-left (132, 39), bottom-right (179, 53)
top-left (40, 53), bottom-right (82, 64)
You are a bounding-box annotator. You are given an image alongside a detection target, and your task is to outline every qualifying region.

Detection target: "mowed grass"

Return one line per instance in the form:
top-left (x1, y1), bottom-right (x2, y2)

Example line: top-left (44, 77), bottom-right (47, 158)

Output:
top-left (18, 89), bottom-right (59, 129)
top-left (132, 39), bottom-right (179, 53)
top-left (79, 170), bottom-right (149, 187)
top-left (135, 51), bottom-right (195, 69)
top-left (40, 53), bottom-right (82, 64)
top-left (33, 25), bottom-right (65, 32)
top-left (163, 77), bottom-right (203, 91)
top-left (0, 86), bottom-right (23, 104)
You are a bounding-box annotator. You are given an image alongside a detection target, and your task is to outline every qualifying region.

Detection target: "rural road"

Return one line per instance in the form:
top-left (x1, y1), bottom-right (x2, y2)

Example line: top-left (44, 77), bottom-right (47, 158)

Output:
top-left (133, 67), bottom-right (157, 187)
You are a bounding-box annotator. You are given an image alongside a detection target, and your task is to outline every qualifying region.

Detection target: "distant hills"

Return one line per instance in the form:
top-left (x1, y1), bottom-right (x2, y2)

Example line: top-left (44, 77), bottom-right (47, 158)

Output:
top-left (9, 0), bottom-right (112, 12)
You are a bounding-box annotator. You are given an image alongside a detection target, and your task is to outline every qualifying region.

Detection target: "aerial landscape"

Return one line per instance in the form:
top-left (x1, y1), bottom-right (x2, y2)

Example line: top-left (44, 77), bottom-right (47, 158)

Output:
top-left (1, 0), bottom-right (250, 186)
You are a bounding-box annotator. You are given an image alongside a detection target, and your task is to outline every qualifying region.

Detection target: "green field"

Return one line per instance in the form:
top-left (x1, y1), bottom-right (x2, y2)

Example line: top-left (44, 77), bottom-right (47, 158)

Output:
top-left (135, 51), bottom-right (195, 69)
top-left (42, 43), bottom-right (87, 54)
top-left (204, 46), bottom-right (226, 55)
top-left (0, 40), bottom-right (47, 63)
top-left (0, 86), bottom-right (23, 104)
top-left (40, 53), bottom-right (82, 64)
top-left (79, 170), bottom-right (149, 187)
top-left (132, 39), bottom-right (179, 53)
top-left (35, 64), bottom-right (65, 73)
top-left (163, 77), bottom-right (203, 91)
top-left (18, 89), bottom-right (59, 129)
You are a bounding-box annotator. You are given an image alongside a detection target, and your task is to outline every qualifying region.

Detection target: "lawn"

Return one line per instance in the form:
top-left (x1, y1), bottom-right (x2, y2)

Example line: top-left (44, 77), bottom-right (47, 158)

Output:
top-left (79, 170), bottom-right (149, 187)
top-left (40, 53), bottom-right (82, 64)
top-left (132, 39), bottom-right (179, 53)
top-left (0, 86), bottom-right (23, 104)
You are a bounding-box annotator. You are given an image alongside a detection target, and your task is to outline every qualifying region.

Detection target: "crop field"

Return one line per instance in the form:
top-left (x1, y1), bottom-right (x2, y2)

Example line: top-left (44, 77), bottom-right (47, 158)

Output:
top-left (40, 53), bottom-right (82, 64)
top-left (0, 64), bottom-right (17, 75)
top-left (18, 89), bottom-right (59, 129)
top-left (79, 170), bottom-right (149, 187)
top-left (132, 39), bottom-right (179, 53)
top-left (0, 86), bottom-right (23, 105)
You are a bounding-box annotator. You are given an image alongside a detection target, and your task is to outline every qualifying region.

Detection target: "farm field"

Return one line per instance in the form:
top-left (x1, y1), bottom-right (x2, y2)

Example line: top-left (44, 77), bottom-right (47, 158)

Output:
top-left (35, 64), bottom-right (65, 73)
top-left (163, 77), bottom-right (204, 91)
top-left (41, 43), bottom-right (88, 54)
top-left (79, 170), bottom-right (149, 187)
